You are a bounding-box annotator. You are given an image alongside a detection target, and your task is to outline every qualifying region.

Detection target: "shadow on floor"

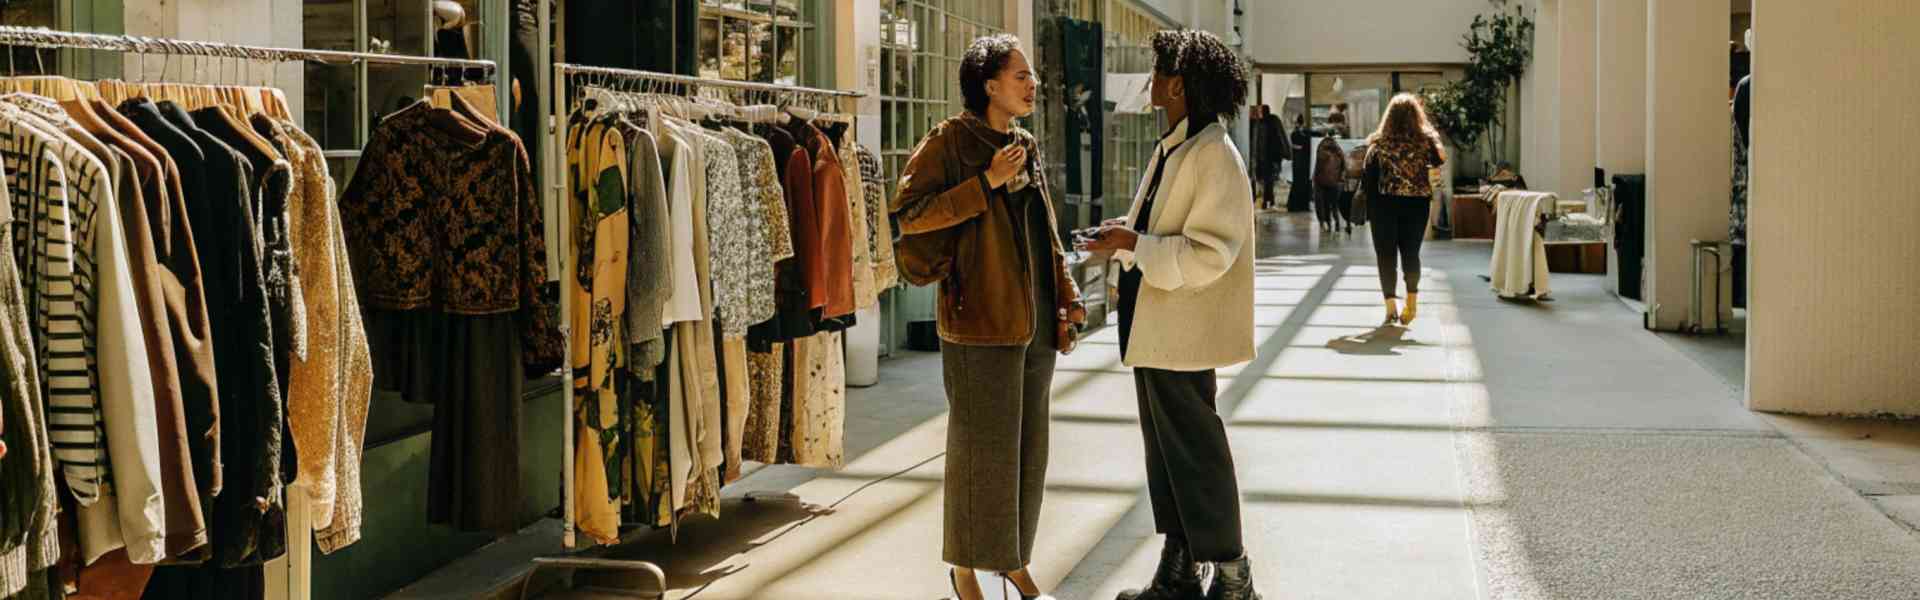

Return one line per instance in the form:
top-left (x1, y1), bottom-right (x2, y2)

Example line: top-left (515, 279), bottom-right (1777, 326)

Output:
top-left (1325, 325), bottom-right (1431, 356)
top-left (561, 497), bottom-right (836, 595)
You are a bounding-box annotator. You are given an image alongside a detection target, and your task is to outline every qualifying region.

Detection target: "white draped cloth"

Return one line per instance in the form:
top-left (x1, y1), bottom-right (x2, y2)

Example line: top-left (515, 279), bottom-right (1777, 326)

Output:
top-left (1489, 190), bottom-right (1555, 299)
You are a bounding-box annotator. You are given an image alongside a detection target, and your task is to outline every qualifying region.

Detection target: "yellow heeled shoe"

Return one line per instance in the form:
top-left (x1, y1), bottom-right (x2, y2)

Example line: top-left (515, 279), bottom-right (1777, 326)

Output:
top-left (1402, 293), bottom-right (1419, 326)
top-left (1384, 298), bottom-right (1402, 326)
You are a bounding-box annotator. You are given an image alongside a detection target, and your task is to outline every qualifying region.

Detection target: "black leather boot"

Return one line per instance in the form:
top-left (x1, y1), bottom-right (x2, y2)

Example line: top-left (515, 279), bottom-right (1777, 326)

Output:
top-left (1116, 537), bottom-right (1205, 600)
top-left (1203, 555), bottom-right (1261, 600)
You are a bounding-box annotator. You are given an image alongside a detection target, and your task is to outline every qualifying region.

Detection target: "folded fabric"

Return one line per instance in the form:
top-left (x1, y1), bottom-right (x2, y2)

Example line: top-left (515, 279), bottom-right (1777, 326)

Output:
top-left (1489, 190), bottom-right (1554, 299)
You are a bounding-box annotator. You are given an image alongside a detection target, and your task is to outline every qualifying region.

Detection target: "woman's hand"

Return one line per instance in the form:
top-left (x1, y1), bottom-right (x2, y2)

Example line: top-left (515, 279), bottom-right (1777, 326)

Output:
top-left (1078, 226), bottom-right (1139, 253)
top-left (984, 144), bottom-right (1027, 190)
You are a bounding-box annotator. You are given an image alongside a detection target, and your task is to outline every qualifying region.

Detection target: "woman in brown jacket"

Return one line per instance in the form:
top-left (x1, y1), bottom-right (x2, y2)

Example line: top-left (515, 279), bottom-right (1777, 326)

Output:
top-left (891, 34), bottom-right (1083, 600)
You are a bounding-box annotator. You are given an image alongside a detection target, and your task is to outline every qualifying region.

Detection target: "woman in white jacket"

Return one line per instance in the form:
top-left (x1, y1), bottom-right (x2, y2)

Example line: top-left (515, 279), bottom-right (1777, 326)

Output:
top-left (1080, 29), bottom-right (1262, 600)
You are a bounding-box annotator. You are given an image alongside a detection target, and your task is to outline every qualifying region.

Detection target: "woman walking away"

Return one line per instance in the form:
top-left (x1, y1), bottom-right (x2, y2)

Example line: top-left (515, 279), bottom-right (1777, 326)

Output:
top-left (1312, 125), bottom-right (1347, 234)
top-left (1363, 93), bottom-right (1446, 326)
top-left (891, 33), bottom-right (1085, 600)
top-left (1080, 29), bottom-right (1262, 600)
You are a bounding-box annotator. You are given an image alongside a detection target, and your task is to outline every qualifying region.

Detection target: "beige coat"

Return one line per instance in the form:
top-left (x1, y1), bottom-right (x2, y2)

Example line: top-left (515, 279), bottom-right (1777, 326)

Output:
top-left (1117, 120), bottom-right (1256, 371)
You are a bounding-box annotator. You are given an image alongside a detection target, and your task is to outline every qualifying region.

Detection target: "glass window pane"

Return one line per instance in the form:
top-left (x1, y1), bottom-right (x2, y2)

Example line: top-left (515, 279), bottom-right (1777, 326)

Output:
top-left (368, 63), bottom-right (428, 122)
top-left (776, 25), bottom-right (798, 85)
top-left (880, 47), bottom-right (894, 97)
top-left (699, 17), bottom-right (723, 79)
top-left (1308, 72), bottom-right (1391, 136)
top-left (302, 62), bottom-right (359, 151)
top-left (723, 17), bottom-right (751, 80)
top-left (752, 20), bottom-right (773, 83)
top-left (367, 0), bottom-right (430, 57)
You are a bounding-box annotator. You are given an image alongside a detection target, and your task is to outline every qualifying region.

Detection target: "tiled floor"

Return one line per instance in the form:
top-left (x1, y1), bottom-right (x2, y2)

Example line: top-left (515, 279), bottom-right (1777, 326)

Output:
top-left (397, 212), bottom-right (1920, 600)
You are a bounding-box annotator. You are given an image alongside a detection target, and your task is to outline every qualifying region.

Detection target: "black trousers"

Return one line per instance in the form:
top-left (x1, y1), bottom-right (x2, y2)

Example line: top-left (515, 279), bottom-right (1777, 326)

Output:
top-left (1370, 196), bottom-right (1431, 298)
top-left (1134, 367), bottom-right (1245, 562)
top-left (1314, 185), bottom-right (1342, 226)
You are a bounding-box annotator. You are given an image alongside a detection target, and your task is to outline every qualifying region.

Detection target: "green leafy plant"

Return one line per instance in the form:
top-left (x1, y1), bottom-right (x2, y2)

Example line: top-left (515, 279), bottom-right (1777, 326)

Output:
top-left (1422, 1), bottom-right (1534, 163)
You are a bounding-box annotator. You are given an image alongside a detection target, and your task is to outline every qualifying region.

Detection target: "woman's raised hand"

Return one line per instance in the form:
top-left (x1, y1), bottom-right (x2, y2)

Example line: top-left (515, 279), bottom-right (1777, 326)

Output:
top-left (985, 144), bottom-right (1027, 190)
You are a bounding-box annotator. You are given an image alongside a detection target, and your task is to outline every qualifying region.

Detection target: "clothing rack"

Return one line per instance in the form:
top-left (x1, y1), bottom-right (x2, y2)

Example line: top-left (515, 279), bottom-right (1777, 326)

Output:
top-left (1, 25), bottom-right (506, 600)
top-left (0, 25), bottom-right (496, 72)
top-left (547, 64), bottom-right (864, 577)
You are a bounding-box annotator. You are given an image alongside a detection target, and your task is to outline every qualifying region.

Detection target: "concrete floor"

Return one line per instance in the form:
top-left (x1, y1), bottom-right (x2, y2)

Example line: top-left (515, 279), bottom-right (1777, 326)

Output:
top-left (395, 212), bottom-right (1920, 599)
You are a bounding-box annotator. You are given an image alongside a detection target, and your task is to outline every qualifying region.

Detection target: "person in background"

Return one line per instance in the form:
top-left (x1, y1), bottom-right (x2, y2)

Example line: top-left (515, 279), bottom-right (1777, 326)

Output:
top-left (1286, 113), bottom-right (1313, 212)
top-left (1080, 29), bottom-right (1263, 600)
top-left (1362, 93), bottom-right (1447, 326)
top-left (1313, 129), bottom-right (1347, 234)
top-left (1253, 104), bottom-right (1289, 211)
top-left (891, 33), bottom-right (1083, 600)
top-left (1247, 105), bottom-right (1267, 205)
top-left (1329, 102), bottom-right (1351, 137)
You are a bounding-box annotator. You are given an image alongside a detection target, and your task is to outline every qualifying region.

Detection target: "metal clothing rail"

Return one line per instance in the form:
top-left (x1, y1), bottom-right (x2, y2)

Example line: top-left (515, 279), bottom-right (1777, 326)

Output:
top-left (548, 63), bottom-right (860, 556)
top-left (0, 25), bottom-right (496, 72)
top-left (554, 62), bottom-right (864, 99)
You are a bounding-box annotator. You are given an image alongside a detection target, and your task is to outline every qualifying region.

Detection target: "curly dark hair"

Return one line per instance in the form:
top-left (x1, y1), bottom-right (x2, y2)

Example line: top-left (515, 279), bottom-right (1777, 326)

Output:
top-left (960, 34), bottom-right (1023, 116)
top-left (1151, 29), bottom-right (1250, 124)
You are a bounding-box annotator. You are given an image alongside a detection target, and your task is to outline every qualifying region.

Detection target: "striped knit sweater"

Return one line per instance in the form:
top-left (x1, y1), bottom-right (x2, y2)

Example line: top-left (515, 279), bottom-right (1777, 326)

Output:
top-left (0, 110), bottom-right (107, 504)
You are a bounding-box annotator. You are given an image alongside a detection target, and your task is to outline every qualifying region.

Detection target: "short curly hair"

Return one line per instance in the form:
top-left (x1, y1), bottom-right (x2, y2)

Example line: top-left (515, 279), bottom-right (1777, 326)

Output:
top-left (960, 34), bottom-right (1023, 116)
top-left (1151, 29), bottom-right (1250, 124)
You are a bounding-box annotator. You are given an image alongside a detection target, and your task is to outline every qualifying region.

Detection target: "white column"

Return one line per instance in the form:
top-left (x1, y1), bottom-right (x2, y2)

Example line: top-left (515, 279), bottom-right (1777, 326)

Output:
top-left (1643, 0), bottom-right (1731, 331)
top-left (1554, 0), bottom-right (1597, 201)
top-left (845, 0), bottom-right (883, 387)
top-left (1747, 0), bottom-right (1920, 415)
top-left (1594, 0), bottom-right (1647, 175)
top-left (1521, 0), bottom-right (1561, 193)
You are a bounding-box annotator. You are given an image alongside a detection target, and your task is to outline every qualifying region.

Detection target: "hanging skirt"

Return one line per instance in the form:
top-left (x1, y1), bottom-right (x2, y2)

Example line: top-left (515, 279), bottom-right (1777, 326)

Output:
top-left (366, 308), bottom-right (526, 533)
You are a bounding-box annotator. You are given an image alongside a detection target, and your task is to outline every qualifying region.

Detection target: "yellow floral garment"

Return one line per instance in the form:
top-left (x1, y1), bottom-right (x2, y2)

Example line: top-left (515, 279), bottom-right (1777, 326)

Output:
top-left (567, 115), bottom-right (632, 545)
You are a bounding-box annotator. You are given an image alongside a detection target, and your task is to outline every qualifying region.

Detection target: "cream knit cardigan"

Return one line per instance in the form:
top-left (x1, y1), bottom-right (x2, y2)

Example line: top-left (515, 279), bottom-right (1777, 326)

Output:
top-left (1117, 121), bottom-right (1256, 371)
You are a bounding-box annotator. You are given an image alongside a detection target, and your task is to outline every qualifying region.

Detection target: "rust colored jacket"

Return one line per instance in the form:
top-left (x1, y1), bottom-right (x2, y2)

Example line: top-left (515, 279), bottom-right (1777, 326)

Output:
top-left (793, 120), bottom-right (857, 319)
top-left (892, 113), bottom-right (1084, 348)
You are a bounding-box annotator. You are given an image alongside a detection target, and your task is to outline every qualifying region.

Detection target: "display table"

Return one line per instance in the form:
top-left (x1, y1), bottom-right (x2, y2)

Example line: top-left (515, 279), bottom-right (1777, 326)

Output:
top-left (1545, 241), bottom-right (1608, 274)
top-left (1453, 191), bottom-right (1496, 239)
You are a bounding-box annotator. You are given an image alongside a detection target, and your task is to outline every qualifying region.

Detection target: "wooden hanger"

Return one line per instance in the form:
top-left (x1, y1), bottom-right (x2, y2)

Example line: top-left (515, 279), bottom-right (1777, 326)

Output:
top-left (211, 97), bottom-right (284, 161)
top-left (430, 83), bottom-right (500, 126)
top-left (263, 88), bottom-right (292, 120)
top-left (446, 91), bottom-right (505, 134)
top-left (1, 76), bottom-right (84, 103)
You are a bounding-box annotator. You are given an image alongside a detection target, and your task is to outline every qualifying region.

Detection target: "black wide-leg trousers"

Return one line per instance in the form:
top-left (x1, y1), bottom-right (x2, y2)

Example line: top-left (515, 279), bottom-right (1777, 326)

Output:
top-left (1133, 367), bottom-right (1245, 562)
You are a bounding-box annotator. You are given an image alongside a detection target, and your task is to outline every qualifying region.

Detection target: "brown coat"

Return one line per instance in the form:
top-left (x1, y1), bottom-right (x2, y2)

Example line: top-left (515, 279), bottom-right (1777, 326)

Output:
top-left (892, 113), bottom-right (1084, 348)
top-left (1313, 136), bottom-right (1347, 187)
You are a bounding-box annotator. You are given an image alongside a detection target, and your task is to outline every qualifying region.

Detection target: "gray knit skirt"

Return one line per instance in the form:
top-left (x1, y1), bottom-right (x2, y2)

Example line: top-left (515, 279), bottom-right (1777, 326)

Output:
top-left (941, 336), bottom-right (1055, 572)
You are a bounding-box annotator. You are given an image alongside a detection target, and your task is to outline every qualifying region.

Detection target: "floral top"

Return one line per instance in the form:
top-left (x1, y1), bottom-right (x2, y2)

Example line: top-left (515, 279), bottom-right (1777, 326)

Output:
top-left (688, 126), bottom-right (771, 338)
top-left (338, 101), bottom-right (561, 374)
top-left (1363, 135), bottom-right (1445, 198)
top-left (722, 128), bottom-right (782, 327)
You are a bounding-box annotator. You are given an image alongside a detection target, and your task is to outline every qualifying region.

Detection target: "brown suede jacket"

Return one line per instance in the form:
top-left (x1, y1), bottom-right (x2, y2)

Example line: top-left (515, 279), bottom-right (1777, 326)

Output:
top-left (891, 113), bottom-right (1086, 349)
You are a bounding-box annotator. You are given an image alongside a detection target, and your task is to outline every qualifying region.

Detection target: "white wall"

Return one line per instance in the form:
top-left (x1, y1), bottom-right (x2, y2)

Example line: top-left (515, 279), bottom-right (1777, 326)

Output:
top-left (122, 0), bottom-right (307, 115)
top-left (1243, 0), bottom-right (1486, 65)
top-left (1748, 0), bottom-right (1920, 415)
